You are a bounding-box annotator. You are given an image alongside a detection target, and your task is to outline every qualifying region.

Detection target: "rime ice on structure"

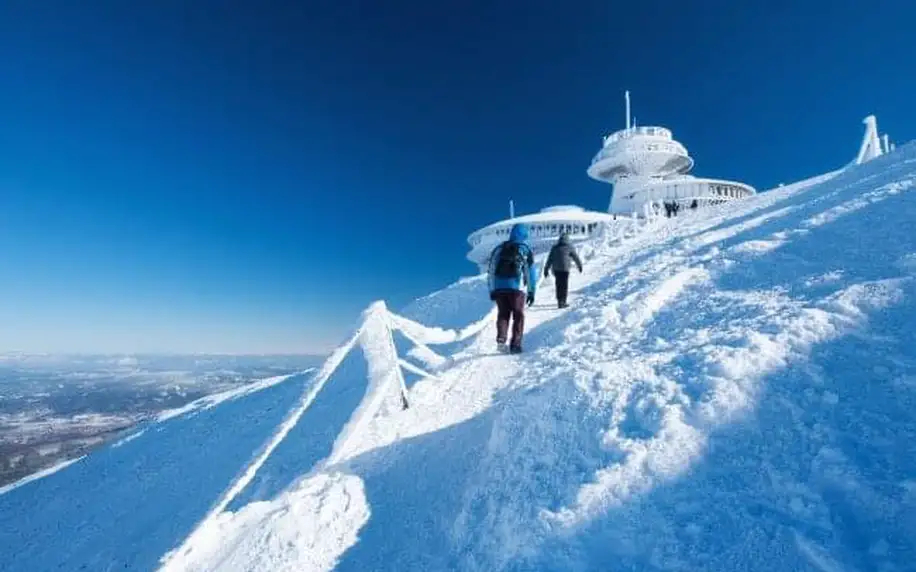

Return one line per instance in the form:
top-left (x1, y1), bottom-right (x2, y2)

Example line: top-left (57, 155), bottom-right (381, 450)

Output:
top-left (588, 90), bottom-right (756, 215)
top-left (854, 115), bottom-right (893, 165)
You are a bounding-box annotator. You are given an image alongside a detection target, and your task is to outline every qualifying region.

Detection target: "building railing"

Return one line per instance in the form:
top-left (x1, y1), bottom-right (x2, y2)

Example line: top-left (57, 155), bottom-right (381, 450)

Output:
top-left (468, 221), bottom-right (604, 248)
top-left (601, 126), bottom-right (672, 147)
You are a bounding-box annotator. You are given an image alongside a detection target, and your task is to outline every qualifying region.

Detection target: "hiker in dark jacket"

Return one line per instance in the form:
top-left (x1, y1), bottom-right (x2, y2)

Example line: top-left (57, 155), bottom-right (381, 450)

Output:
top-left (487, 223), bottom-right (537, 354)
top-left (543, 232), bottom-right (583, 308)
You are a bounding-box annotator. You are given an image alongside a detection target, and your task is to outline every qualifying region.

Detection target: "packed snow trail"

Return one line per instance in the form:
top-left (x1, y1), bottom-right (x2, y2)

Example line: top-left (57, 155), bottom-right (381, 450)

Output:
top-left (163, 143), bottom-right (916, 571)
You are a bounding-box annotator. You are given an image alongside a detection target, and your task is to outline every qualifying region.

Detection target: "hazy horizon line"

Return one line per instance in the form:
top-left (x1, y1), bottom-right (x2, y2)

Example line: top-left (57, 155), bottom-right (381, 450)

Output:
top-left (0, 350), bottom-right (328, 358)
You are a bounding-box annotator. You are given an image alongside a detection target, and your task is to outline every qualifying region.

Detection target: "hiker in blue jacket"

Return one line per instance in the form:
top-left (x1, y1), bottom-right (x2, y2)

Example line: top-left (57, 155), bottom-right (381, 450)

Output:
top-left (487, 223), bottom-right (537, 354)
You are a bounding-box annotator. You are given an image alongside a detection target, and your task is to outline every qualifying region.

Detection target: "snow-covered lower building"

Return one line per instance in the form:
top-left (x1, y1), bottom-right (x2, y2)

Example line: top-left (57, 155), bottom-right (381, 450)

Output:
top-left (466, 205), bottom-right (613, 269)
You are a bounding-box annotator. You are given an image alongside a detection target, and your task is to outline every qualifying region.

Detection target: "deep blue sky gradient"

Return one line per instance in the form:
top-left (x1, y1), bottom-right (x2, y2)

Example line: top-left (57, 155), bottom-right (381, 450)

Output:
top-left (0, 1), bottom-right (913, 353)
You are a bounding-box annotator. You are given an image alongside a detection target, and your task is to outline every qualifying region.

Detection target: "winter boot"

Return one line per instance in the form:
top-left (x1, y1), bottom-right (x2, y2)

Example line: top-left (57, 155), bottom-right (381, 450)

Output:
top-left (509, 344), bottom-right (523, 354)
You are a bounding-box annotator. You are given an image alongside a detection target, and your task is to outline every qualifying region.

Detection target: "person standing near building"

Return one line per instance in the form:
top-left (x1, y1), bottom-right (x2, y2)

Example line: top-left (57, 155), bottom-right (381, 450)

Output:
top-left (487, 223), bottom-right (537, 354)
top-left (544, 232), bottom-right (583, 308)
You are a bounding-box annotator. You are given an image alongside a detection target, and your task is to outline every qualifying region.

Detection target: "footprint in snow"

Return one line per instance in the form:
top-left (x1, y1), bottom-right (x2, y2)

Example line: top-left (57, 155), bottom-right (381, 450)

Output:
top-left (618, 385), bottom-right (666, 441)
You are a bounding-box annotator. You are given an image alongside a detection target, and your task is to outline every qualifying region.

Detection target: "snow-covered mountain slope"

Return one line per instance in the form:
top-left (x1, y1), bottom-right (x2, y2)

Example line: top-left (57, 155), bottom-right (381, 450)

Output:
top-left (0, 373), bottom-right (313, 571)
top-left (5, 144), bottom-right (916, 572)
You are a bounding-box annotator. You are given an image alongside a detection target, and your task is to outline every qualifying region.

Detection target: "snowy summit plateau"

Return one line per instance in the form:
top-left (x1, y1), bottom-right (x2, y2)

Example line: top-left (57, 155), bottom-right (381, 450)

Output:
top-left (1, 106), bottom-right (915, 571)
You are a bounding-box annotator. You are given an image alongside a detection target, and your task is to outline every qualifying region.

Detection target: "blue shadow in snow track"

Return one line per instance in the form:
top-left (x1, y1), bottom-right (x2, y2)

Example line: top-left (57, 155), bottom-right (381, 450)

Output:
top-left (546, 283), bottom-right (916, 571)
top-left (0, 373), bottom-right (308, 572)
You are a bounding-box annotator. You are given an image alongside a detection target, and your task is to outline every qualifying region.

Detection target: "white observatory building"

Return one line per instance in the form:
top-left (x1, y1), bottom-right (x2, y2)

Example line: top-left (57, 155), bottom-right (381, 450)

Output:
top-left (465, 91), bottom-right (896, 269)
top-left (588, 91), bottom-right (756, 215)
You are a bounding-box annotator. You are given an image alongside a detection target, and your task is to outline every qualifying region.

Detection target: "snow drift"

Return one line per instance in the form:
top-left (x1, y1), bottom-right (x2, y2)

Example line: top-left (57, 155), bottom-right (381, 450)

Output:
top-left (3, 143), bottom-right (916, 571)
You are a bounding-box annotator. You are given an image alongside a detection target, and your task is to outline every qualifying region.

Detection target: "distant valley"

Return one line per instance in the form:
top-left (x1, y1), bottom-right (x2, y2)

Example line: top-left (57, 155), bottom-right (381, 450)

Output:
top-left (0, 354), bottom-right (323, 487)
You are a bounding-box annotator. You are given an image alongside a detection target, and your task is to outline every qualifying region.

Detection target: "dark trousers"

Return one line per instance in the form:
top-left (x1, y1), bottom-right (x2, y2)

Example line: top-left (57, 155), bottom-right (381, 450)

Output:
top-left (494, 290), bottom-right (526, 348)
top-left (554, 271), bottom-right (570, 306)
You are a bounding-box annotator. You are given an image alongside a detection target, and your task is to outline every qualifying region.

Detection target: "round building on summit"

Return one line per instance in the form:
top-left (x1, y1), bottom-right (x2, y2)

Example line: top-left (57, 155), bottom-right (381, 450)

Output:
top-left (587, 91), bottom-right (756, 215)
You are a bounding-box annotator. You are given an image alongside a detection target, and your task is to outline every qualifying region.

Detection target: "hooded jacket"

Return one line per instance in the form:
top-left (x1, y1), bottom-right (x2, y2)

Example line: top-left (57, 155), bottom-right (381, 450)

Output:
top-left (487, 223), bottom-right (538, 295)
top-left (544, 233), bottom-right (583, 274)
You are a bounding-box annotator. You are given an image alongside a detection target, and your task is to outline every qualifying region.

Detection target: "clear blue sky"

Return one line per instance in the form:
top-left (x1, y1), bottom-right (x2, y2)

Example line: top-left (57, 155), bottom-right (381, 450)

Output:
top-left (0, 1), bottom-right (912, 354)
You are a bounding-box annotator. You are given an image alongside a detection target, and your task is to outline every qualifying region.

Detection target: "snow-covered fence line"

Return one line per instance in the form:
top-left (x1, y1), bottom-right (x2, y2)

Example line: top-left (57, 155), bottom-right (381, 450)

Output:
top-left (313, 299), bottom-right (494, 417)
top-left (315, 212), bottom-right (679, 440)
top-left (160, 303), bottom-right (414, 567)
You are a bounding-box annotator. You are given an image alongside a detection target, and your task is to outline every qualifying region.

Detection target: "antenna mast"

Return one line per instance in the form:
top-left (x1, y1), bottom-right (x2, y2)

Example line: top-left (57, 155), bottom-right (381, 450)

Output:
top-left (625, 90), bottom-right (631, 130)
top-left (509, 199), bottom-right (515, 219)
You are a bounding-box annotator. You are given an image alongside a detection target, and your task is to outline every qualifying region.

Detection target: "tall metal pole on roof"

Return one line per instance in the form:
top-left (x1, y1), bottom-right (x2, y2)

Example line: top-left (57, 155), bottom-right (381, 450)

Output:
top-left (509, 199), bottom-right (515, 219)
top-left (625, 90), bottom-right (631, 131)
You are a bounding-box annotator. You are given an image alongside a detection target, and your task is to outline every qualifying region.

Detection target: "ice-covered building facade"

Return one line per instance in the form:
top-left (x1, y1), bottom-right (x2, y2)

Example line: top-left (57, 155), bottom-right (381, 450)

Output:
top-left (465, 92), bottom-right (896, 269)
top-left (465, 205), bottom-right (614, 270)
top-left (588, 91), bottom-right (755, 215)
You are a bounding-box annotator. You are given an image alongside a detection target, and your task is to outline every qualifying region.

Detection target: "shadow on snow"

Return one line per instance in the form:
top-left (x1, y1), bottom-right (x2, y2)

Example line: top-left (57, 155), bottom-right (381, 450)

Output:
top-left (0, 373), bottom-right (310, 572)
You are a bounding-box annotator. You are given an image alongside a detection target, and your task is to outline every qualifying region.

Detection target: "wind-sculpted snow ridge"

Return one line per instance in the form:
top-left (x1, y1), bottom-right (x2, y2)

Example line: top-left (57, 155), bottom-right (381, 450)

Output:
top-left (161, 302), bottom-right (443, 571)
top-left (161, 144), bottom-right (916, 572)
